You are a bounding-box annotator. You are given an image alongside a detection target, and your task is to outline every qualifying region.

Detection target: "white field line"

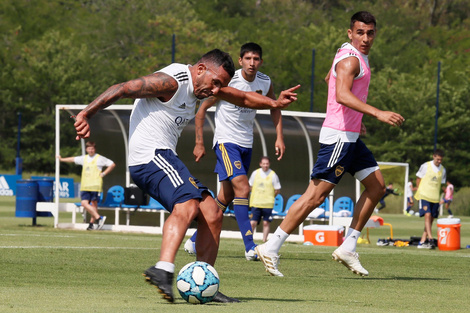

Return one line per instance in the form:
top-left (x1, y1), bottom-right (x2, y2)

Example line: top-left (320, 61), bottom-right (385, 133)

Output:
top-left (0, 245), bottom-right (155, 250)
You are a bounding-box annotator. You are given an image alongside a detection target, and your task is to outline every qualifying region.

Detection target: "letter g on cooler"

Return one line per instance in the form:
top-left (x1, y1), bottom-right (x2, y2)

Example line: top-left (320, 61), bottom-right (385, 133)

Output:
top-left (439, 228), bottom-right (450, 245)
top-left (315, 232), bottom-right (325, 243)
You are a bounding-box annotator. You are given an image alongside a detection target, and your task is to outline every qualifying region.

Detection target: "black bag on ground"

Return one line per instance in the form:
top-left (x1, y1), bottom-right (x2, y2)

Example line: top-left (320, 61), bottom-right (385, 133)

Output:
top-left (124, 185), bottom-right (148, 206)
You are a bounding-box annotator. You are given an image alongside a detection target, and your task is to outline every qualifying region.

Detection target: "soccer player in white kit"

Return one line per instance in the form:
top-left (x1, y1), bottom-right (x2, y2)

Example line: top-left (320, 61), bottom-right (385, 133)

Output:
top-left (73, 49), bottom-right (299, 303)
top-left (187, 43), bottom-right (284, 261)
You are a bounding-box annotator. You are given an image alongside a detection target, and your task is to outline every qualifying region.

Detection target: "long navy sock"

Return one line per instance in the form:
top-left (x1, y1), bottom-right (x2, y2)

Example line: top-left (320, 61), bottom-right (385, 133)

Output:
top-left (233, 197), bottom-right (255, 252)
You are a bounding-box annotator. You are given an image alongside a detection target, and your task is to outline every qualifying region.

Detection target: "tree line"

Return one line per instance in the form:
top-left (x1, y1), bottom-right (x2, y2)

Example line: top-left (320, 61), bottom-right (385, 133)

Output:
top-left (1, 0), bottom-right (469, 187)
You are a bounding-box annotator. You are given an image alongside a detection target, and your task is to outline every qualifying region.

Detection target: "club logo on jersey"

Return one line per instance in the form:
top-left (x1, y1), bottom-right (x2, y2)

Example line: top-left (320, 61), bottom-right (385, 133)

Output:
top-left (178, 103), bottom-right (186, 109)
top-left (234, 161), bottom-right (242, 169)
top-left (335, 165), bottom-right (344, 177)
top-left (188, 177), bottom-right (199, 189)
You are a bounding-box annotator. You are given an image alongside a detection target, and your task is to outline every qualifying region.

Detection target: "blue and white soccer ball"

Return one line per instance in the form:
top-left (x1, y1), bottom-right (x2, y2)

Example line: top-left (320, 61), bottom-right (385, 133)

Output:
top-left (176, 261), bottom-right (219, 304)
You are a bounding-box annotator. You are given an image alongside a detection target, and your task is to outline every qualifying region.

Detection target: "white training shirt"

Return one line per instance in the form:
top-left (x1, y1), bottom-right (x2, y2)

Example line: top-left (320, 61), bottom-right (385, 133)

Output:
top-left (416, 161), bottom-right (446, 184)
top-left (213, 69), bottom-right (272, 148)
top-left (406, 181), bottom-right (414, 197)
top-left (74, 154), bottom-right (114, 170)
top-left (248, 168), bottom-right (281, 190)
top-left (128, 63), bottom-right (200, 166)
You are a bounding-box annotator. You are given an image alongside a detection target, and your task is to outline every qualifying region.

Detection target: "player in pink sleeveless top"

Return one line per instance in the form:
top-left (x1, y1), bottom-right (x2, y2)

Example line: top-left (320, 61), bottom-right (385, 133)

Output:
top-left (256, 11), bottom-right (405, 278)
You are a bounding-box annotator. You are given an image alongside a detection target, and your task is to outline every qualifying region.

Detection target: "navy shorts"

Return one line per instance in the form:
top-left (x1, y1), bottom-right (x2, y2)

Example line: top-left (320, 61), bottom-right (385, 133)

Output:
top-left (250, 207), bottom-right (273, 223)
top-left (311, 138), bottom-right (378, 184)
top-left (80, 191), bottom-right (100, 203)
top-left (419, 199), bottom-right (440, 218)
top-left (129, 149), bottom-right (209, 212)
top-left (213, 142), bottom-right (252, 181)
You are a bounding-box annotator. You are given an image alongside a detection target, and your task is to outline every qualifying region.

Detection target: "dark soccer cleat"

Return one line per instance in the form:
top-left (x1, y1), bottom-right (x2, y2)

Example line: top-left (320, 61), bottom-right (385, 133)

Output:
top-left (212, 291), bottom-right (241, 303)
top-left (143, 266), bottom-right (175, 303)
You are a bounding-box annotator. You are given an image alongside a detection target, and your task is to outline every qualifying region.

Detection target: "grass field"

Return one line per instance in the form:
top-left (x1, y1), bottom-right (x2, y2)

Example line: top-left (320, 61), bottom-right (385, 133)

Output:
top-left (1, 197), bottom-right (469, 312)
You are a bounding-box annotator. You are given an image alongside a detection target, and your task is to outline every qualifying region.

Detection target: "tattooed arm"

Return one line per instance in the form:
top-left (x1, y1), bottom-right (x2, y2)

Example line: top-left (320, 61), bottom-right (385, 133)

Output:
top-left (74, 73), bottom-right (177, 139)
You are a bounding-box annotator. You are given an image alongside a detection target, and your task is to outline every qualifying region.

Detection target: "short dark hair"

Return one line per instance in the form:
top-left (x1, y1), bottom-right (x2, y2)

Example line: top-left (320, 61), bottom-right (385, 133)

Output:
top-left (260, 156), bottom-right (270, 163)
top-left (85, 141), bottom-right (96, 148)
top-left (198, 49), bottom-right (235, 78)
top-left (240, 42), bottom-right (263, 59)
top-left (350, 11), bottom-right (376, 29)
top-left (434, 149), bottom-right (445, 157)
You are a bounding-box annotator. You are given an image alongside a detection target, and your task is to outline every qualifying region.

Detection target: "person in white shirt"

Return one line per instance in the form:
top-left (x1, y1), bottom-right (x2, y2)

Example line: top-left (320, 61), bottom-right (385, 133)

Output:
top-left (72, 49), bottom-right (299, 303)
top-left (58, 141), bottom-right (115, 230)
top-left (188, 43), bottom-right (285, 261)
top-left (249, 156), bottom-right (281, 242)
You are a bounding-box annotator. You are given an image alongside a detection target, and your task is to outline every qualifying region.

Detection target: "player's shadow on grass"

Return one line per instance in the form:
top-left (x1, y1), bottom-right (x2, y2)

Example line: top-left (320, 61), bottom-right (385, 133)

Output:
top-left (19, 223), bottom-right (48, 227)
top-left (220, 297), bottom-right (320, 303)
top-left (345, 276), bottom-right (451, 281)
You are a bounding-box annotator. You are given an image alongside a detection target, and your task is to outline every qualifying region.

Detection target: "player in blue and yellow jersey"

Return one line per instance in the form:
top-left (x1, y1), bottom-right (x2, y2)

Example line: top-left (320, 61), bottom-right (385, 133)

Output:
top-left (186, 43), bottom-right (285, 261)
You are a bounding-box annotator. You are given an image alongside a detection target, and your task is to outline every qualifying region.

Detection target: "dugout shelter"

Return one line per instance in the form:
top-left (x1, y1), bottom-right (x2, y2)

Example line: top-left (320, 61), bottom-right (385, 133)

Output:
top-left (52, 104), bottom-right (359, 238)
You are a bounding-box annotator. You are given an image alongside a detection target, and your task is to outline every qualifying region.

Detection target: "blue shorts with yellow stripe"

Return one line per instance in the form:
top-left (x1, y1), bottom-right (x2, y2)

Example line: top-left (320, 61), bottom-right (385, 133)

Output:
top-left (311, 138), bottom-right (378, 184)
top-left (213, 142), bottom-right (252, 181)
top-left (129, 149), bottom-right (209, 212)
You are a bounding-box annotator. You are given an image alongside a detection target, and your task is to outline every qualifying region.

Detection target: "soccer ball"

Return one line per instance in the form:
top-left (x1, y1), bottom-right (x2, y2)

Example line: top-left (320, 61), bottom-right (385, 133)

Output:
top-left (176, 261), bottom-right (219, 304)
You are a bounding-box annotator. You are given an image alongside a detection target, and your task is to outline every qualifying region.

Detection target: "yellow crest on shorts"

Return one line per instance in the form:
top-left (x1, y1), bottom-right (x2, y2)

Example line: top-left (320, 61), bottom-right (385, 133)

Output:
top-left (423, 205), bottom-right (428, 211)
top-left (188, 177), bottom-right (199, 189)
top-left (234, 161), bottom-right (242, 169)
top-left (335, 165), bottom-right (344, 177)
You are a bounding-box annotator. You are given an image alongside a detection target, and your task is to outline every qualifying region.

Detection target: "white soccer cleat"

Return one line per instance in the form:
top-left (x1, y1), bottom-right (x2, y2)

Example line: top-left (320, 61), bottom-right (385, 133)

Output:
top-left (332, 248), bottom-right (369, 277)
top-left (184, 238), bottom-right (196, 255)
top-left (245, 246), bottom-right (260, 261)
top-left (97, 216), bottom-right (106, 230)
top-left (255, 244), bottom-right (283, 277)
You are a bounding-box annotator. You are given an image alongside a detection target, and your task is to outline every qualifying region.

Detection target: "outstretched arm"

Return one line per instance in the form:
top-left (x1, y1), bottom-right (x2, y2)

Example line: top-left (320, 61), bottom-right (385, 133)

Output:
top-left (335, 57), bottom-right (405, 127)
top-left (57, 156), bottom-right (75, 163)
top-left (193, 97), bottom-right (218, 162)
top-left (215, 84), bottom-right (300, 110)
top-left (74, 72), bottom-right (178, 139)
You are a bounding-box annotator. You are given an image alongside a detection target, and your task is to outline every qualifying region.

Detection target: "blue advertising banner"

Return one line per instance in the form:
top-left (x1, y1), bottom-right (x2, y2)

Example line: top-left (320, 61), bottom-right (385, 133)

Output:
top-left (31, 176), bottom-right (75, 198)
top-left (0, 174), bottom-right (22, 196)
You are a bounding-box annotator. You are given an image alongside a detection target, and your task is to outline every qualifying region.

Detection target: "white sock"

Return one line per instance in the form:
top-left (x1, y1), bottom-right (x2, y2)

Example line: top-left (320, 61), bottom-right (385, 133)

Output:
top-left (340, 229), bottom-right (361, 253)
top-left (155, 261), bottom-right (175, 273)
top-left (346, 227), bottom-right (354, 238)
top-left (265, 227), bottom-right (289, 255)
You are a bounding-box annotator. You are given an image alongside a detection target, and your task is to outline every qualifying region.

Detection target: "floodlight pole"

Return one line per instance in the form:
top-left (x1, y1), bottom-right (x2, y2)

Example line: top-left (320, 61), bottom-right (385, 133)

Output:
top-left (171, 34), bottom-right (175, 63)
top-left (434, 61), bottom-right (441, 151)
top-left (15, 112), bottom-right (23, 175)
top-left (309, 49), bottom-right (315, 112)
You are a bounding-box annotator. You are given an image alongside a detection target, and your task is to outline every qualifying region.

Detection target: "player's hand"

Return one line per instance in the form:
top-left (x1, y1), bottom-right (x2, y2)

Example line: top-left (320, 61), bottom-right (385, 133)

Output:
top-left (360, 123), bottom-right (367, 136)
top-left (193, 143), bottom-right (206, 163)
top-left (274, 139), bottom-right (285, 161)
top-left (274, 85), bottom-right (300, 108)
top-left (377, 111), bottom-right (405, 127)
top-left (74, 112), bottom-right (91, 140)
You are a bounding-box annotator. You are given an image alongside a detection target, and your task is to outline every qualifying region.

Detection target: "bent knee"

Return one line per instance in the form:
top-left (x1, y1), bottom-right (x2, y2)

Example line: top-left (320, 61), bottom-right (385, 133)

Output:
top-left (200, 198), bottom-right (223, 225)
